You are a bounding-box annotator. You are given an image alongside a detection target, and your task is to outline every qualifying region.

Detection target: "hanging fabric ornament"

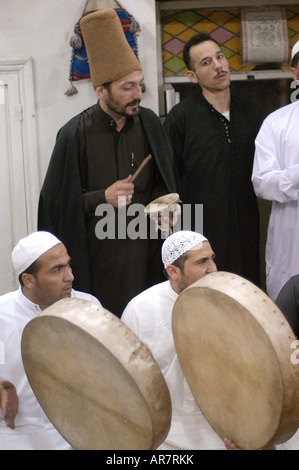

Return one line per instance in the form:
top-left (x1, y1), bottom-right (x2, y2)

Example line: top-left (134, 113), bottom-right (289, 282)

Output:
top-left (65, 2), bottom-right (141, 96)
top-left (65, 21), bottom-right (91, 96)
top-left (69, 24), bottom-right (83, 49)
top-left (65, 23), bottom-right (86, 96)
top-left (115, 8), bottom-right (140, 59)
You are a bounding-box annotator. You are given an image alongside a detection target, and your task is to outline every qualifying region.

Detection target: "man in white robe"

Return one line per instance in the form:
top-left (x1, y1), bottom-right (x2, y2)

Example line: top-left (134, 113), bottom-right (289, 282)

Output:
top-left (252, 40), bottom-right (299, 301)
top-left (0, 231), bottom-right (101, 450)
top-left (122, 230), bottom-right (299, 451)
top-left (121, 230), bottom-right (231, 450)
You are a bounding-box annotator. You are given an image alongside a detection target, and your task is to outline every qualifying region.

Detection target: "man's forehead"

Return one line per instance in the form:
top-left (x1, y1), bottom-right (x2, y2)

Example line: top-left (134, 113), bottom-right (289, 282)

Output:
top-left (191, 41), bottom-right (221, 57)
top-left (187, 241), bottom-right (214, 258)
top-left (188, 241), bottom-right (206, 252)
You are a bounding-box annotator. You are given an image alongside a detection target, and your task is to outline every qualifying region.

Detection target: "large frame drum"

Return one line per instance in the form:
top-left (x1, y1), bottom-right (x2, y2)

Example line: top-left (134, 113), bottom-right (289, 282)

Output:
top-left (21, 298), bottom-right (171, 450)
top-left (173, 272), bottom-right (299, 450)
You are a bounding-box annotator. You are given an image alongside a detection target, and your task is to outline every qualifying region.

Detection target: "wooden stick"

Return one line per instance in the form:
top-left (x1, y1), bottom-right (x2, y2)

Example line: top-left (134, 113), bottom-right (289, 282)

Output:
top-left (131, 154), bottom-right (152, 182)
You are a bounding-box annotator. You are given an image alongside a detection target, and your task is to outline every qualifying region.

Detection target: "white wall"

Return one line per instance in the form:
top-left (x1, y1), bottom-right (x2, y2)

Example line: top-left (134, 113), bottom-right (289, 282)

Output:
top-left (0, 0), bottom-right (159, 182)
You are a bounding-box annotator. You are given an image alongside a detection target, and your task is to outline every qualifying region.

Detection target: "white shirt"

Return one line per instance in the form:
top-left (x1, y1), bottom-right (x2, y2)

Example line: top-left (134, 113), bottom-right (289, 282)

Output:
top-left (121, 281), bottom-right (227, 450)
top-left (0, 287), bottom-right (101, 450)
top-left (252, 100), bottom-right (299, 300)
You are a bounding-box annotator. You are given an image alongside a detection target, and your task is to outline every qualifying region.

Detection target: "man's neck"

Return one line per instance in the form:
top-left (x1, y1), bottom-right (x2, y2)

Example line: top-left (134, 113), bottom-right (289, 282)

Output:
top-left (112, 115), bottom-right (127, 133)
top-left (21, 286), bottom-right (46, 311)
top-left (169, 280), bottom-right (181, 296)
top-left (202, 87), bottom-right (231, 114)
top-left (99, 100), bottom-right (127, 132)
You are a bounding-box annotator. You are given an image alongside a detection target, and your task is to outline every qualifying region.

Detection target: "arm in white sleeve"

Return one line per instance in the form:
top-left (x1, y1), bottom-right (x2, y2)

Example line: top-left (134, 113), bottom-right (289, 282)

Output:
top-left (252, 120), bottom-right (299, 203)
top-left (121, 302), bottom-right (139, 335)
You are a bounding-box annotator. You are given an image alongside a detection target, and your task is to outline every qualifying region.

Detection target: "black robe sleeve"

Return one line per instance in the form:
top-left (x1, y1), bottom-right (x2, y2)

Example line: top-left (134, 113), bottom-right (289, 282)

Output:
top-left (38, 114), bottom-right (92, 293)
top-left (276, 275), bottom-right (299, 338)
top-left (139, 107), bottom-right (179, 194)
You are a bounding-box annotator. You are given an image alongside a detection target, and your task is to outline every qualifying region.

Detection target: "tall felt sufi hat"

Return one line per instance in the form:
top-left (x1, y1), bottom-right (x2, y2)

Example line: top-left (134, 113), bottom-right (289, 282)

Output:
top-left (80, 8), bottom-right (142, 86)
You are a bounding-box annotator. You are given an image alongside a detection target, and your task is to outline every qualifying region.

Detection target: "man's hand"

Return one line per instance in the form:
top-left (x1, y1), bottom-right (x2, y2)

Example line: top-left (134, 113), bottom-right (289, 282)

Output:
top-left (0, 380), bottom-right (19, 429)
top-left (161, 203), bottom-right (181, 228)
top-left (224, 438), bottom-right (240, 450)
top-left (105, 175), bottom-right (134, 208)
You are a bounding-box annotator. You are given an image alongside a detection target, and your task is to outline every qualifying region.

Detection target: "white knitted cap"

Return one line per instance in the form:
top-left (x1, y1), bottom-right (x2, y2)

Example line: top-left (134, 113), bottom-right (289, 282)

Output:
top-left (292, 40), bottom-right (299, 59)
top-left (162, 230), bottom-right (208, 268)
top-left (12, 231), bottom-right (61, 276)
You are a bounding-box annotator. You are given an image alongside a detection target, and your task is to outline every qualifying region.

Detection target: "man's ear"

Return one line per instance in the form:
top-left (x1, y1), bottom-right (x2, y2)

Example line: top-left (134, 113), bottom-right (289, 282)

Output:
top-left (95, 85), bottom-right (105, 98)
top-left (186, 70), bottom-right (199, 84)
top-left (291, 67), bottom-right (298, 81)
top-left (166, 264), bottom-right (180, 280)
top-left (21, 273), bottom-right (35, 290)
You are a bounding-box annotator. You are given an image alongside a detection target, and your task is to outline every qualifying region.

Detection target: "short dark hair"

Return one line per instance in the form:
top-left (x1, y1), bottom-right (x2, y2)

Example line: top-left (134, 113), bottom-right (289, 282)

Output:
top-left (163, 251), bottom-right (190, 279)
top-left (183, 32), bottom-right (219, 71)
top-left (18, 259), bottom-right (41, 287)
top-left (102, 82), bottom-right (112, 90)
top-left (292, 51), bottom-right (299, 69)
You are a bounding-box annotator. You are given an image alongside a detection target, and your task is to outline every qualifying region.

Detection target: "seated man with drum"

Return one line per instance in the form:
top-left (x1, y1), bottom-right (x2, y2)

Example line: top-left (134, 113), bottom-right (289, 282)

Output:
top-left (122, 230), bottom-right (299, 451)
top-left (0, 231), bottom-right (101, 450)
top-left (122, 230), bottom-right (231, 450)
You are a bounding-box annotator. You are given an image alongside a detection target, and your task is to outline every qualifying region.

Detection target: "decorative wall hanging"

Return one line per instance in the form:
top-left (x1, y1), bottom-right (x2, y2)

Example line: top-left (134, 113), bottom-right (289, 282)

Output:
top-left (65, 0), bottom-right (140, 96)
top-left (241, 7), bottom-right (289, 65)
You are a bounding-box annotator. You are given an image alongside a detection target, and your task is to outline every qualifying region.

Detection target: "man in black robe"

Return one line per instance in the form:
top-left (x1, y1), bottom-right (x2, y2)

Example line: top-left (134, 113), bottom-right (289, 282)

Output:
top-left (164, 32), bottom-right (261, 286)
top-left (276, 275), bottom-right (299, 339)
top-left (38, 9), bottom-right (177, 317)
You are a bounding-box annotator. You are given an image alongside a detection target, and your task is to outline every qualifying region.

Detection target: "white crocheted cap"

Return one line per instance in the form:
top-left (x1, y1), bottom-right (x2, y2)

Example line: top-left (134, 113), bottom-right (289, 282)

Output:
top-left (12, 231), bottom-right (61, 276)
top-left (292, 40), bottom-right (299, 59)
top-left (162, 230), bottom-right (208, 268)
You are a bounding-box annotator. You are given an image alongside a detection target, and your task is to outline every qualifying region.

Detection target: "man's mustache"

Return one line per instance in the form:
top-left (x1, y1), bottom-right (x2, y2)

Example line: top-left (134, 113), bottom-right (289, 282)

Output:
top-left (126, 99), bottom-right (141, 107)
top-left (215, 70), bottom-right (228, 79)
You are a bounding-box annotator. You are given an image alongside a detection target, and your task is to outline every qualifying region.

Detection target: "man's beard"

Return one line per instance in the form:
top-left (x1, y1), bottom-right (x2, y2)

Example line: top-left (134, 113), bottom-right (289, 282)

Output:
top-left (106, 96), bottom-right (141, 118)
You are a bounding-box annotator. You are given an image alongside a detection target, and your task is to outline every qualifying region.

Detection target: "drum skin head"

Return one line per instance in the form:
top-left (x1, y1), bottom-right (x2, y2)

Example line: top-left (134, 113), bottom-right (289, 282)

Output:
top-left (21, 298), bottom-right (171, 450)
top-left (145, 193), bottom-right (181, 215)
top-left (173, 272), bottom-right (299, 450)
